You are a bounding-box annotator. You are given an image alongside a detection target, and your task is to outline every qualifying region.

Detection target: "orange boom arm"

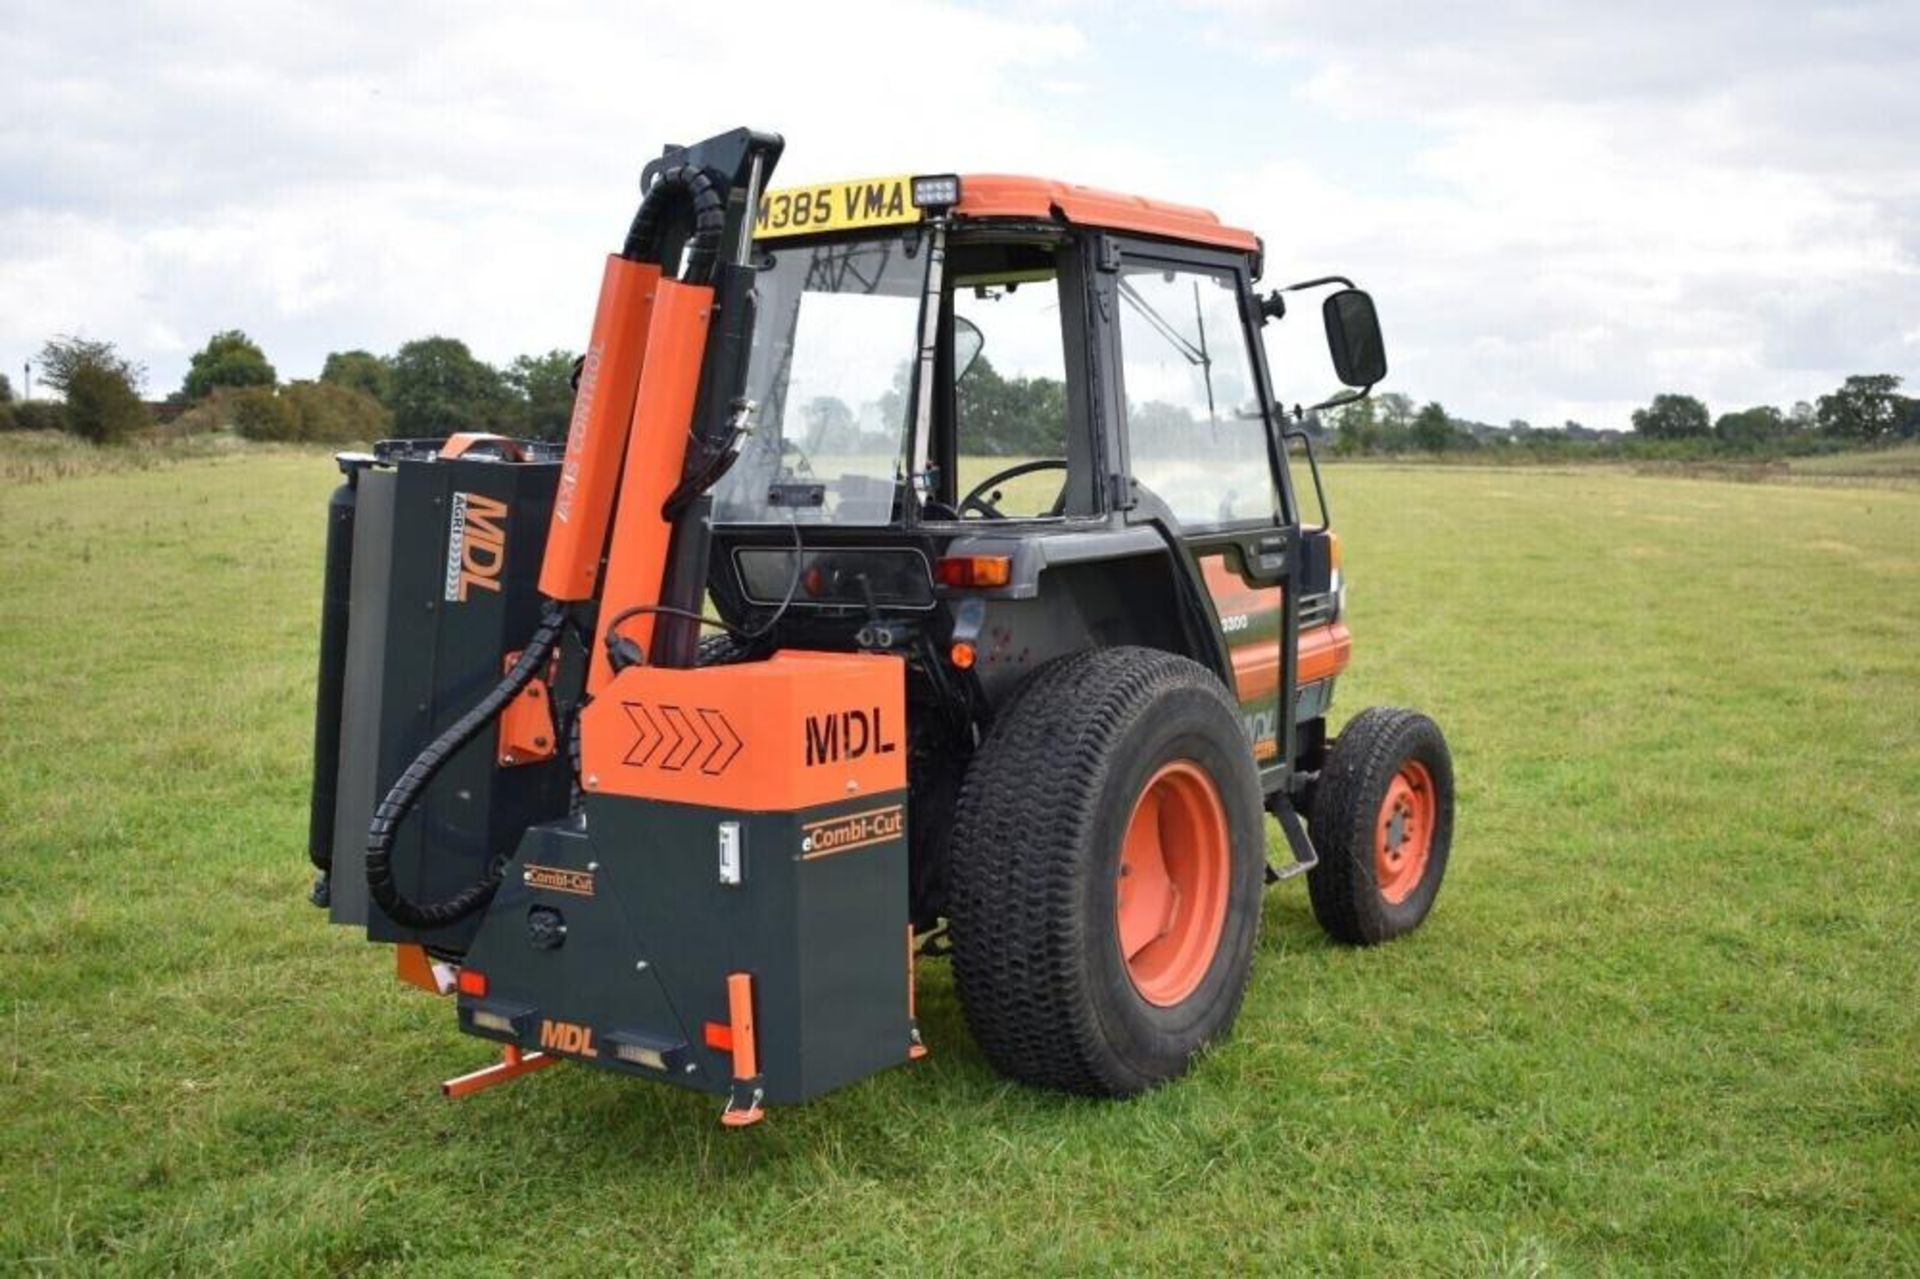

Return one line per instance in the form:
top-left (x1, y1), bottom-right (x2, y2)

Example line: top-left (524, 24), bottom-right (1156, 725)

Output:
top-left (538, 255), bottom-right (663, 602)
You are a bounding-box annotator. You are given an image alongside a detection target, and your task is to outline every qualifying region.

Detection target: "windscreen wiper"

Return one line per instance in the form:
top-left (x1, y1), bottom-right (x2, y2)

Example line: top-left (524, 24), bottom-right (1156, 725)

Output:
top-left (1118, 277), bottom-right (1216, 424)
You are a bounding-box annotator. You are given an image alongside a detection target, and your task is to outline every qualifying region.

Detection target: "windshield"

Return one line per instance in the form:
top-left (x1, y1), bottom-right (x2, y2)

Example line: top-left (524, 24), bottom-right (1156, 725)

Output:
top-left (713, 232), bottom-right (931, 525)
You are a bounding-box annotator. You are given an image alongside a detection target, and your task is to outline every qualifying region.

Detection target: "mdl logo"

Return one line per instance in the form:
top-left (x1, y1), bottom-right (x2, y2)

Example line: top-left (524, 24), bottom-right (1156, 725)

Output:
top-left (804, 707), bottom-right (898, 767)
top-left (539, 1018), bottom-right (598, 1058)
top-left (444, 491), bottom-right (509, 602)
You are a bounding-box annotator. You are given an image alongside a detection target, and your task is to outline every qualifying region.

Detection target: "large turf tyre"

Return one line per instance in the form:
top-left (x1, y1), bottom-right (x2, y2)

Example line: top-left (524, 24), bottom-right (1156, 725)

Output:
top-left (1306, 706), bottom-right (1453, 945)
top-left (947, 648), bottom-right (1266, 1097)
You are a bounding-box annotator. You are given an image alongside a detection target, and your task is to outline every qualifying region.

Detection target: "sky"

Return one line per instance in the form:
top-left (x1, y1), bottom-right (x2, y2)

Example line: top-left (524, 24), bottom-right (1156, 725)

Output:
top-left (4, 0), bottom-right (1916, 429)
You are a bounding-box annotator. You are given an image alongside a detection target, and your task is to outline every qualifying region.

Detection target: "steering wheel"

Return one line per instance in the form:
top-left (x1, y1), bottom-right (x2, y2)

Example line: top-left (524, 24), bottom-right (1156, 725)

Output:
top-left (959, 459), bottom-right (1070, 519)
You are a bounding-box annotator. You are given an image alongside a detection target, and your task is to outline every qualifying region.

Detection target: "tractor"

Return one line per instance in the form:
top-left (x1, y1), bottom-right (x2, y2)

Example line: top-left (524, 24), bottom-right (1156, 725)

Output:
top-left (306, 127), bottom-right (1453, 1125)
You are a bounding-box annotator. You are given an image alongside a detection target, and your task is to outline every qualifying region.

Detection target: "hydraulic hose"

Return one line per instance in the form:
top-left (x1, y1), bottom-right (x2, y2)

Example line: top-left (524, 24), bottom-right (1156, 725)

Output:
top-left (362, 166), bottom-right (726, 930)
top-left (622, 162), bottom-right (726, 283)
top-left (364, 600), bottom-right (569, 929)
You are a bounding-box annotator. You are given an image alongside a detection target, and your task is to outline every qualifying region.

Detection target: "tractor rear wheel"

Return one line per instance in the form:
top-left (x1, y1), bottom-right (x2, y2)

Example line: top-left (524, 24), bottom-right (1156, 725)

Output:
top-left (1306, 706), bottom-right (1453, 944)
top-left (947, 648), bottom-right (1265, 1097)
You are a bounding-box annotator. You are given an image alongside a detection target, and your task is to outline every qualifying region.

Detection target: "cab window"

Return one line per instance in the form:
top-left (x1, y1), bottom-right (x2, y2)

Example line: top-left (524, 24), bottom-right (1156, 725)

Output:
top-left (1116, 261), bottom-right (1275, 527)
top-left (944, 243), bottom-right (1077, 520)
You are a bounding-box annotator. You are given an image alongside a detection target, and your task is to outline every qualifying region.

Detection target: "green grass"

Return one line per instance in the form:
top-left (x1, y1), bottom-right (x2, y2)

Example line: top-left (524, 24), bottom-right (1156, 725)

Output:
top-left (1, 453), bottom-right (1915, 1274)
top-left (0, 429), bottom-right (263, 484)
top-left (1787, 443), bottom-right (1920, 480)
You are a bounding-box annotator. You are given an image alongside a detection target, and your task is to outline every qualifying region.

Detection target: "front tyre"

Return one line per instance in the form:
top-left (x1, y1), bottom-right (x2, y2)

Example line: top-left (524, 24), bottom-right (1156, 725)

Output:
top-left (947, 649), bottom-right (1266, 1097)
top-left (1307, 707), bottom-right (1454, 944)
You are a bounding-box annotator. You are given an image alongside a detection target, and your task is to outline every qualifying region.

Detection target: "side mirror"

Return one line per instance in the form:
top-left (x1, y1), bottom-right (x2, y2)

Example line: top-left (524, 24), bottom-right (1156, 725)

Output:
top-left (954, 316), bottom-right (984, 383)
top-left (1323, 289), bottom-right (1386, 388)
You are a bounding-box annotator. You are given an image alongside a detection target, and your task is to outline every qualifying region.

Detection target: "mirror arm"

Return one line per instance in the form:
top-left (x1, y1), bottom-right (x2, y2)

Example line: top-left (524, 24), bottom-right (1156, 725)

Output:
top-left (1304, 383), bottom-right (1374, 415)
top-left (1277, 274), bottom-right (1356, 293)
top-left (1262, 276), bottom-right (1365, 324)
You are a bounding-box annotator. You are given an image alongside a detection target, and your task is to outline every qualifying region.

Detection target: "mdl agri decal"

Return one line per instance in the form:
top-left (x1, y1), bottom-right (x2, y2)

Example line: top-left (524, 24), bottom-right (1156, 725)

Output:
top-left (444, 491), bottom-right (509, 602)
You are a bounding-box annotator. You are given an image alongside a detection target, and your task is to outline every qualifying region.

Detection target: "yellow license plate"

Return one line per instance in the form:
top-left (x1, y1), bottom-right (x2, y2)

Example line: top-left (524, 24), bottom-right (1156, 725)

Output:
top-left (755, 176), bottom-right (920, 239)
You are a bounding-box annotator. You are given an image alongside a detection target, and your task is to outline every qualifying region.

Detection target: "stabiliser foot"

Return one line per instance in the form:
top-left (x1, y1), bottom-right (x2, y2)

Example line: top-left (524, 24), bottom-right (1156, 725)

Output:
top-left (721, 1080), bottom-right (765, 1128)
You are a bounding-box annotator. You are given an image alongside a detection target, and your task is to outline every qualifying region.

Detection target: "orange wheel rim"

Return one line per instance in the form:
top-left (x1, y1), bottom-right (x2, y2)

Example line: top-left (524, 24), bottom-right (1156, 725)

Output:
top-left (1115, 760), bottom-right (1231, 1007)
top-left (1374, 760), bottom-right (1435, 905)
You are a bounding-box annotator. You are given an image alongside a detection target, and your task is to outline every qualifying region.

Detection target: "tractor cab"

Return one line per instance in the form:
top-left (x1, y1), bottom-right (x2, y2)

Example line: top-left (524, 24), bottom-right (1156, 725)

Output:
top-left (702, 174), bottom-right (1380, 808)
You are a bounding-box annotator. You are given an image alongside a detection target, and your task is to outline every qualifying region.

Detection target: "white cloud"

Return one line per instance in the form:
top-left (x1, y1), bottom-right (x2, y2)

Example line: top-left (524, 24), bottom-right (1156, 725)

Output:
top-left (2, 0), bottom-right (1090, 393)
top-left (2, 0), bottom-right (1915, 428)
top-left (1200, 0), bottom-right (1920, 425)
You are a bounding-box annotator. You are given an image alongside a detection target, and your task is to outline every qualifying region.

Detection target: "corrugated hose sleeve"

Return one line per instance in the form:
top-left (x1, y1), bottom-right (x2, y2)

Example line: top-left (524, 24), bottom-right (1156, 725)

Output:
top-left (621, 163), bottom-right (727, 283)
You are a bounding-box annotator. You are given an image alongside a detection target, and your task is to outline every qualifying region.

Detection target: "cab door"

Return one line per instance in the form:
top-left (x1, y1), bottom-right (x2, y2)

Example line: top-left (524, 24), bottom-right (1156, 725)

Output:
top-left (1106, 241), bottom-right (1295, 765)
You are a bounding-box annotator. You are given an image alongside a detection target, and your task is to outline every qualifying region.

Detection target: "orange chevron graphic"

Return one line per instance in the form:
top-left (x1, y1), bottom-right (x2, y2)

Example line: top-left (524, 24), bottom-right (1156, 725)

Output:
top-left (697, 708), bottom-right (744, 774)
top-left (618, 700), bottom-right (742, 776)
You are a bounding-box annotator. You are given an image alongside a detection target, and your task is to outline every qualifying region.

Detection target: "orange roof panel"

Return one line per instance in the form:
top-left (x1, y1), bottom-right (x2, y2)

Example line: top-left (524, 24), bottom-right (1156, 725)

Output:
top-left (955, 174), bottom-right (1260, 253)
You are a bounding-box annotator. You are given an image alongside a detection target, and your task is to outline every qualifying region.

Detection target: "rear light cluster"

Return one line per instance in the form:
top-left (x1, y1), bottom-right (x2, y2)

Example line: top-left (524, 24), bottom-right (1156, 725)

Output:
top-left (934, 556), bottom-right (1007, 669)
top-left (610, 1042), bottom-right (667, 1070)
top-left (934, 555), bottom-right (1011, 589)
top-left (469, 1008), bottom-right (516, 1035)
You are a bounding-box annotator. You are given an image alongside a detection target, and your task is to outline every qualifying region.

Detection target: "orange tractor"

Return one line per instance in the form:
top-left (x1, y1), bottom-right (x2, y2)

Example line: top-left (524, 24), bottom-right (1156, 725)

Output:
top-left (307, 128), bottom-right (1452, 1123)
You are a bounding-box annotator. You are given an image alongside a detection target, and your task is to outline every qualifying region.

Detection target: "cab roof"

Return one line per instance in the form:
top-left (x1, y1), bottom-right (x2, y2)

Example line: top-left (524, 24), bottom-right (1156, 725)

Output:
top-left (954, 174), bottom-right (1260, 255)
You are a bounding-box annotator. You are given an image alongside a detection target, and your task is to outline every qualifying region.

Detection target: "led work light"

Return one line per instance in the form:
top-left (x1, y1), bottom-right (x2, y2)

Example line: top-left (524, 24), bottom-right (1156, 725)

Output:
top-left (910, 174), bottom-right (962, 213)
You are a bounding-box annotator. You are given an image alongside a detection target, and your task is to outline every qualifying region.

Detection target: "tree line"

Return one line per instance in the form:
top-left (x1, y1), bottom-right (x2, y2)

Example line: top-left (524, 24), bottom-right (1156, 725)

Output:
top-left (0, 330), bottom-right (579, 447)
top-left (1319, 376), bottom-right (1919, 458)
top-left (4, 327), bottom-right (1912, 464)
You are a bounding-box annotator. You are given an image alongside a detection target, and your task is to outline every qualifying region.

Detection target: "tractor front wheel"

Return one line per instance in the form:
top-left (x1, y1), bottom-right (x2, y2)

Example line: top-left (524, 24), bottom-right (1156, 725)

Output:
top-left (947, 649), bottom-right (1265, 1097)
top-left (1306, 706), bottom-right (1454, 944)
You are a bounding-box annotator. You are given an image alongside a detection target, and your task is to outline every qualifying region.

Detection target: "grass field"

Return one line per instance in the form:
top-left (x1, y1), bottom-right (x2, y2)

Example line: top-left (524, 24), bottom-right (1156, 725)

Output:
top-left (2, 450), bottom-right (1915, 1273)
top-left (1788, 442), bottom-right (1920, 481)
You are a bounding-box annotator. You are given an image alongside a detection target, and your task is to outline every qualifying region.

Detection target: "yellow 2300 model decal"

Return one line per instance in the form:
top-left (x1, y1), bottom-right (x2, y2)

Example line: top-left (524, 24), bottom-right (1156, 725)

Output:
top-left (755, 176), bottom-right (920, 239)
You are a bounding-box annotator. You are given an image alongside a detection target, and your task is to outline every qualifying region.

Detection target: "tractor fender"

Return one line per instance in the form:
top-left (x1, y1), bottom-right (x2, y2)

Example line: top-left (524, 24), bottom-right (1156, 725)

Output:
top-left (947, 531), bottom-right (1233, 715)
